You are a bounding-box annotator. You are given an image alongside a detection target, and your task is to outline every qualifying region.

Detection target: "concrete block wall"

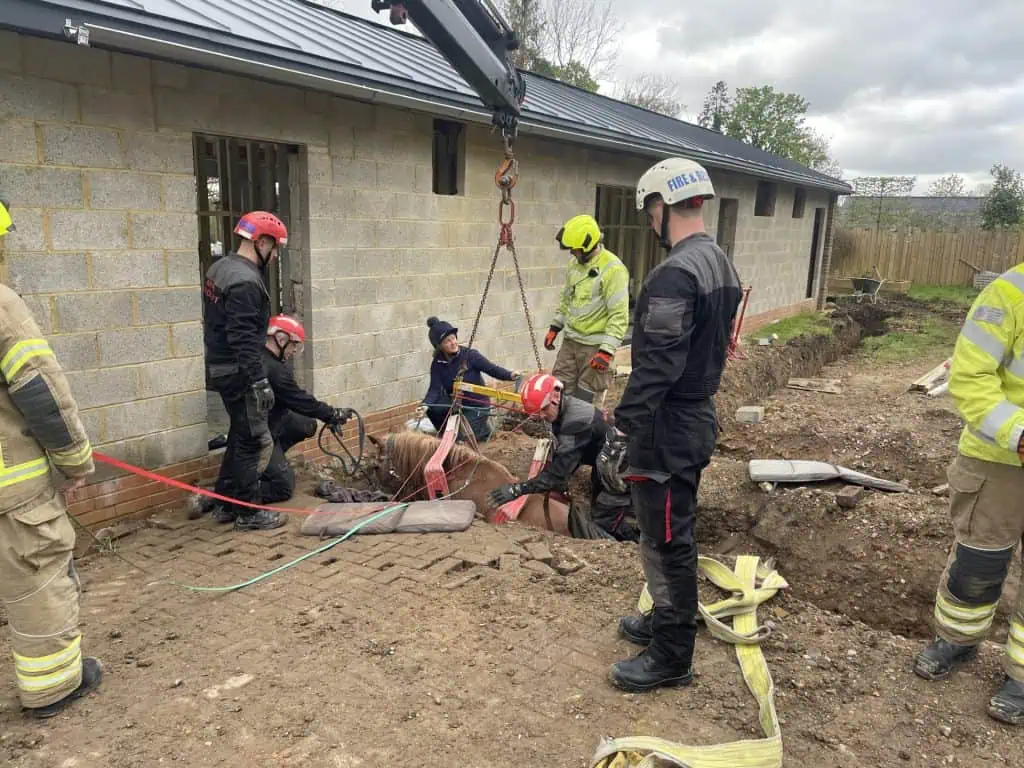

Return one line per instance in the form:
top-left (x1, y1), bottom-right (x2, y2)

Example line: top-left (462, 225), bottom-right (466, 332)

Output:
top-left (702, 168), bottom-right (832, 317)
top-left (0, 32), bottom-right (206, 493)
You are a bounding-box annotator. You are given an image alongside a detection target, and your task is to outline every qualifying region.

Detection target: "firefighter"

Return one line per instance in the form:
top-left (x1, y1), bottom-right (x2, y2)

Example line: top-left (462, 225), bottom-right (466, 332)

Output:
top-left (913, 266), bottom-right (1024, 725)
top-left (199, 315), bottom-right (353, 521)
top-left (1, 267), bottom-right (102, 716)
top-left (610, 157), bottom-right (742, 693)
top-left (544, 214), bottom-right (630, 404)
top-left (485, 373), bottom-right (638, 542)
top-left (202, 211), bottom-right (287, 531)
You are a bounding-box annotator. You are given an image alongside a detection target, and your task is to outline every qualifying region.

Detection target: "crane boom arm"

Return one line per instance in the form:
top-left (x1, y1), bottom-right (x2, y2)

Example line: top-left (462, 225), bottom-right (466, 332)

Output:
top-left (371, 1), bottom-right (526, 138)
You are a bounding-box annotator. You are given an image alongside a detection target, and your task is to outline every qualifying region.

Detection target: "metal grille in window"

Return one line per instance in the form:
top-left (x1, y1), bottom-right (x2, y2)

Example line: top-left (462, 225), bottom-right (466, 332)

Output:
top-left (594, 185), bottom-right (661, 308)
top-left (194, 135), bottom-right (293, 313)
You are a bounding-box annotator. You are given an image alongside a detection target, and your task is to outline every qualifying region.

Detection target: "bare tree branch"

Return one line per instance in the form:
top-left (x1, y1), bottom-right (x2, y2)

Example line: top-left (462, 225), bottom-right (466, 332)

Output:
top-left (615, 73), bottom-right (685, 118)
top-left (540, 0), bottom-right (622, 81)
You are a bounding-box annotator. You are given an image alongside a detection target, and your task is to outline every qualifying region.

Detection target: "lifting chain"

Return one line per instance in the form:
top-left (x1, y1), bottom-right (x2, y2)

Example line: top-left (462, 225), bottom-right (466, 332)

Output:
top-left (461, 137), bottom-right (543, 377)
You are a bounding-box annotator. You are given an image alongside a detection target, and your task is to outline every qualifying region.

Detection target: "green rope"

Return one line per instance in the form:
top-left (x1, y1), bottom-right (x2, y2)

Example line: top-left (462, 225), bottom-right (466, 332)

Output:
top-left (157, 502), bottom-right (410, 594)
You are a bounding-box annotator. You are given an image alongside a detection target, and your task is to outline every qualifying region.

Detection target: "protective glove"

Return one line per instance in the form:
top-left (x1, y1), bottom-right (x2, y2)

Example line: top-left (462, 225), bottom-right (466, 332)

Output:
top-left (589, 350), bottom-right (613, 371)
top-left (487, 483), bottom-right (523, 509)
top-left (543, 326), bottom-right (559, 351)
top-left (250, 378), bottom-right (275, 414)
top-left (327, 408), bottom-right (352, 428)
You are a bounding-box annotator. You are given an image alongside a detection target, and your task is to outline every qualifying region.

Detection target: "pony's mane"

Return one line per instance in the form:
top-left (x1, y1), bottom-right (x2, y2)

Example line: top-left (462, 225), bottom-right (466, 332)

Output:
top-left (386, 431), bottom-right (513, 485)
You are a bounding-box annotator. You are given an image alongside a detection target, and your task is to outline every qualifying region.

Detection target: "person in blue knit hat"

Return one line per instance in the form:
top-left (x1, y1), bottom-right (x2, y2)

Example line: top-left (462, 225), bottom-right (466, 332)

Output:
top-left (417, 316), bottom-right (520, 443)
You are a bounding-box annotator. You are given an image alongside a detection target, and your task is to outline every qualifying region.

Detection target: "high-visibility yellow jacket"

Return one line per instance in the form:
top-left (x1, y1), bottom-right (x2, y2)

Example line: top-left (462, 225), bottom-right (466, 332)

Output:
top-left (1, 284), bottom-right (93, 514)
top-left (551, 246), bottom-right (630, 354)
top-left (949, 263), bottom-right (1024, 466)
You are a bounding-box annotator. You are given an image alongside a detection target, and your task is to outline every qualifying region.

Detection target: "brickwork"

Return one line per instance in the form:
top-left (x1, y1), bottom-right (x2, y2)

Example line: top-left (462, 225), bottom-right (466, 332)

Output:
top-left (2, 29), bottom-right (837, 527)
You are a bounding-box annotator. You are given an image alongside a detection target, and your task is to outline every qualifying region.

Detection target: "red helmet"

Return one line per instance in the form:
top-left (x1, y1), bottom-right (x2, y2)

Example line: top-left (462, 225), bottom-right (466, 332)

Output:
top-left (267, 315), bottom-right (305, 343)
top-left (235, 211), bottom-right (288, 246)
top-left (521, 373), bottom-right (563, 415)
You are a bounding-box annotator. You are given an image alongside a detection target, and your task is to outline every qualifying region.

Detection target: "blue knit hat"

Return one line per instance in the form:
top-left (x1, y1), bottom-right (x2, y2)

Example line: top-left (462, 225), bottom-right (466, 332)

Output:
top-left (427, 316), bottom-right (458, 348)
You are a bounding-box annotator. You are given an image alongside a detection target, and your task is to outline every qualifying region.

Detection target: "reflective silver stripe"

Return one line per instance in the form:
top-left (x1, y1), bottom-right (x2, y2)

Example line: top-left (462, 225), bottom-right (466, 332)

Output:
top-left (960, 320), bottom-right (1007, 363)
top-left (1000, 270), bottom-right (1024, 293)
top-left (968, 425), bottom-right (998, 445)
top-left (564, 328), bottom-right (621, 348)
top-left (1007, 356), bottom-right (1024, 378)
top-left (568, 296), bottom-right (604, 317)
top-left (979, 399), bottom-right (1020, 442)
top-left (605, 288), bottom-right (629, 308)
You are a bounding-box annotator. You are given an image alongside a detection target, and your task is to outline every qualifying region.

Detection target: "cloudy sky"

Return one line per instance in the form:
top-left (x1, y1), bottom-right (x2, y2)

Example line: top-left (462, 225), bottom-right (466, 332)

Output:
top-left (338, 1), bottom-right (1024, 194)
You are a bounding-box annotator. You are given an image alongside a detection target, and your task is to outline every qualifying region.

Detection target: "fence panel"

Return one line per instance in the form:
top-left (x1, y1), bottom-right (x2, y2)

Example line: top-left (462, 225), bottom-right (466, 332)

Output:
top-left (832, 227), bottom-right (1024, 285)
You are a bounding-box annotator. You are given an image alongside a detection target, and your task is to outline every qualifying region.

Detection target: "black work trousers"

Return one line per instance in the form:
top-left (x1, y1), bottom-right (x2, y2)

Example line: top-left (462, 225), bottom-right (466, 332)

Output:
top-left (212, 388), bottom-right (273, 516)
top-left (630, 400), bottom-right (717, 670)
top-left (260, 412), bottom-right (317, 504)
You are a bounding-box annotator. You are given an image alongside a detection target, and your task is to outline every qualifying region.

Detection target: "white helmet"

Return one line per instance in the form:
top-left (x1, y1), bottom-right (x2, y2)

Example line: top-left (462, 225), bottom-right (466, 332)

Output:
top-left (635, 157), bottom-right (716, 212)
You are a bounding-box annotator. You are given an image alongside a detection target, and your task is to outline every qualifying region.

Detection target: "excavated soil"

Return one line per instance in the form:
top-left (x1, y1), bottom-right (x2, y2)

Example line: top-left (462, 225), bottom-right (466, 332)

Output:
top-left (5, 294), bottom-right (1024, 768)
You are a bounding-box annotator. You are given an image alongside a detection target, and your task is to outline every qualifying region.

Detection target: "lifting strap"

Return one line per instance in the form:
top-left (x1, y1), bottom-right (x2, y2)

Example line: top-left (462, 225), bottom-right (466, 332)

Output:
top-left (590, 555), bottom-right (789, 768)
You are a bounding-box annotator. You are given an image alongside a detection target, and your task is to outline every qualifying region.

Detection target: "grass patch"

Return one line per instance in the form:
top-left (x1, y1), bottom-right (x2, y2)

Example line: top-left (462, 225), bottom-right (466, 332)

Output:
top-left (748, 311), bottom-right (832, 344)
top-left (907, 284), bottom-right (979, 308)
top-left (861, 316), bottom-right (959, 362)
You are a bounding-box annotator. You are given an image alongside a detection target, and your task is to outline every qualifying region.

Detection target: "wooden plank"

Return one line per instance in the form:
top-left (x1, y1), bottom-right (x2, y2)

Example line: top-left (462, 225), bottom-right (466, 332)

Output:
top-left (787, 378), bottom-right (842, 395)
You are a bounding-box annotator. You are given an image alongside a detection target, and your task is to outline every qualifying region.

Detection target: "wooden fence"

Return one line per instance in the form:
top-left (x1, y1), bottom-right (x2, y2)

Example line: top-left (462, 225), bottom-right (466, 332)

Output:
top-left (832, 227), bottom-right (1024, 285)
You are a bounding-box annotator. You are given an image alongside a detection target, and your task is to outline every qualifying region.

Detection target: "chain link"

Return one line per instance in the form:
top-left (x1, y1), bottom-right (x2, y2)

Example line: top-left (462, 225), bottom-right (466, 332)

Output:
top-left (461, 137), bottom-right (543, 374)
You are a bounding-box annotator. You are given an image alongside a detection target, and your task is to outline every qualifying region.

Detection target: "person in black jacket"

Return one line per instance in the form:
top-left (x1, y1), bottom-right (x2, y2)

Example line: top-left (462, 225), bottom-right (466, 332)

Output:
top-left (200, 315), bottom-right (351, 521)
top-left (485, 373), bottom-right (638, 542)
top-left (416, 317), bottom-right (520, 444)
top-left (609, 158), bottom-right (743, 694)
top-left (203, 211), bottom-right (289, 532)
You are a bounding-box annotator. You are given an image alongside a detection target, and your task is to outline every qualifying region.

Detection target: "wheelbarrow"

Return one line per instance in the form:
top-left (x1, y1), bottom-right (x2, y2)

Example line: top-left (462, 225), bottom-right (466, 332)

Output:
top-left (851, 269), bottom-right (885, 304)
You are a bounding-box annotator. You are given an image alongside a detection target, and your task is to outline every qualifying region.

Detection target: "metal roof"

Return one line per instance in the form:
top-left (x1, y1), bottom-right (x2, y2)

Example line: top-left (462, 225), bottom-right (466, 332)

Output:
top-left (3, 0), bottom-right (852, 193)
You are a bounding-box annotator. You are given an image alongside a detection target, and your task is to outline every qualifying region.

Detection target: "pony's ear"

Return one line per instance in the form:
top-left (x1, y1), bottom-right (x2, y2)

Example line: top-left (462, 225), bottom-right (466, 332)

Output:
top-left (367, 434), bottom-right (384, 450)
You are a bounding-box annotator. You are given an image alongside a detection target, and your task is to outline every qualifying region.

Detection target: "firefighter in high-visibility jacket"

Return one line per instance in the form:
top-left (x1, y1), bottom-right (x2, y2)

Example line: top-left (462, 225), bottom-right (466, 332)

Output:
top-left (544, 215), bottom-right (630, 404)
top-left (913, 263), bottom-right (1024, 725)
top-left (0, 280), bottom-right (102, 718)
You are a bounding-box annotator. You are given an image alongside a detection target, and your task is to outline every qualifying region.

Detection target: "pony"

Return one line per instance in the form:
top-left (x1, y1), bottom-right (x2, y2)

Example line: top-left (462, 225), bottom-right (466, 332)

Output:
top-left (366, 431), bottom-right (570, 535)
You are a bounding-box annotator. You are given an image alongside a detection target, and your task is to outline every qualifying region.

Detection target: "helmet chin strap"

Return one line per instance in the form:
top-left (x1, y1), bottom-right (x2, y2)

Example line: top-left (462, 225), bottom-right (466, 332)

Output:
top-left (658, 207), bottom-right (673, 251)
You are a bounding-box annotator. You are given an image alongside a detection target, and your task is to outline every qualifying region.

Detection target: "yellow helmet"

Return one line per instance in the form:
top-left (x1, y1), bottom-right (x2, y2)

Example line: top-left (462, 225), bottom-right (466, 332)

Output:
top-left (0, 199), bottom-right (14, 238)
top-left (555, 214), bottom-right (602, 253)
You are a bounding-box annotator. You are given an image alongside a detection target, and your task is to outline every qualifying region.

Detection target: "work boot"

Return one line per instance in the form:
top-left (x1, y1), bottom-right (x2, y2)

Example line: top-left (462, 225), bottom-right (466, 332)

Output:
top-left (988, 677), bottom-right (1024, 725)
top-left (212, 504), bottom-right (237, 524)
top-left (913, 637), bottom-right (978, 681)
top-left (234, 509), bottom-right (286, 532)
top-left (188, 494), bottom-right (218, 520)
top-left (609, 649), bottom-right (692, 693)
top-left (25, 657), bottom-right (103, 719)
top-left (618, 614), bottom-right (653, 647)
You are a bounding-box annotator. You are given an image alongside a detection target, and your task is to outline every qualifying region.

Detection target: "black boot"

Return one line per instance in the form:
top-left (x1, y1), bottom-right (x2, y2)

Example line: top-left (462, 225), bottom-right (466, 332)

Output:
top-left (234, 509), bottom-right (285, 531)
top-left (913, 637), bottom-right (978, 681)
top-left (25, 657), bottom-right (103, 719)
top-left (609, 649), bottom-right (692, 693)
top-left (212, 504), bottom-right (237, 524)
top-left (189, 494), bottom-right (220, 520)
top-left (988, 677), bottom-right (1024, 726)
top-left (619, 614), bottom-right (653, 647)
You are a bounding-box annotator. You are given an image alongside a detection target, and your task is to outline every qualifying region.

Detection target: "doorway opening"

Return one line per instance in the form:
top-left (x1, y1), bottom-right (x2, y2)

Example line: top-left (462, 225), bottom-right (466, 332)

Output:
top-left (715, 198), bottom-right (739, 260)
top-left (193, 134), bottom-right (300, 444)
top-left (807, 207), bottom-right (825, 299)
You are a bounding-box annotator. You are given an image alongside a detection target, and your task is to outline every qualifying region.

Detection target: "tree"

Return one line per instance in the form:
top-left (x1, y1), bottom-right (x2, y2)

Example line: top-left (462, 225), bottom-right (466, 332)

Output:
top-left (615, 73), bottom-right (685, 118)
top-left (500, 0), bottom-right (546, 71)
top-left (927, 173), bottom-right (968, 197)
top-left (980, 163), bottom-right (1024, 230)
top-left (841, 176), bottom-right (917, 230)
top-left (495, 0), bottom-right (619, 92)
top-left (697, 80), bottom-right (730, 132)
